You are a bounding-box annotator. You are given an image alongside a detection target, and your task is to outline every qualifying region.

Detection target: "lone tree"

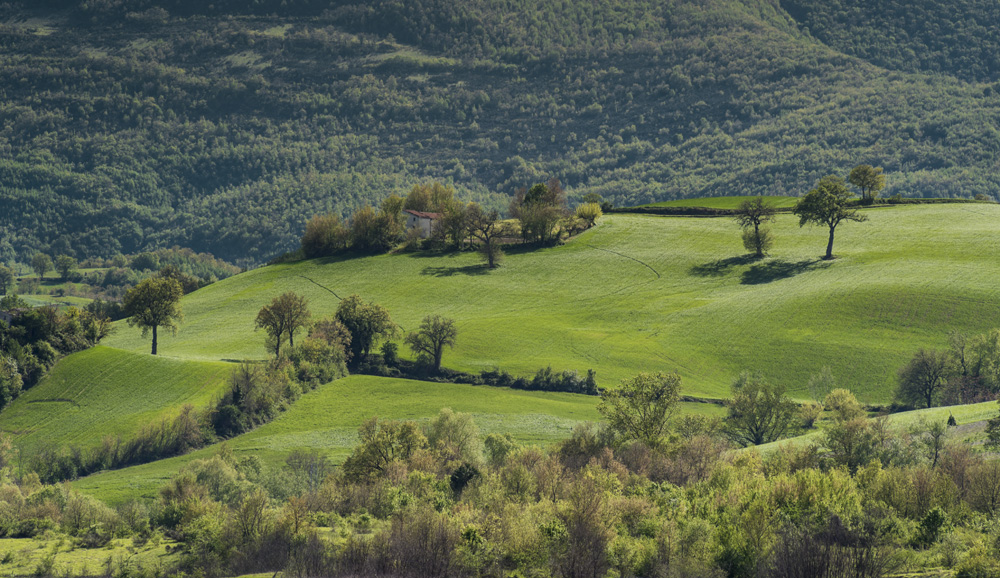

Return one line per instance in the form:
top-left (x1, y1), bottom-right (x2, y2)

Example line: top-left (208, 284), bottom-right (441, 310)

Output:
top-left (723, 372), bottom-right (796, 447)
top-left (0, 266), bottom-right (13, 295)
top-left (255, 292), bottom-right (311, 357)
top-left (896, 348), bottom-right (950, 408)
top-left (597, 371), bottom-right (681, 450)
top-left (793, 176), bottom-right (867, 260)
top-left (31, 254), bottom-right (52, 280)
top-left (466, 203), bottom-right (505, 269)
top-left (123, 276), bottom-right (183, 355)
top-left (54, 255), bottom-right (77, 281)
top-left (405, 315), bottom-right (458, 373)
top-left (335, 294), bottom-right (397, 360)
top-left (848, 165), bottom-right (886, 203)
top-left (734, 196), bottom-right (777, 258)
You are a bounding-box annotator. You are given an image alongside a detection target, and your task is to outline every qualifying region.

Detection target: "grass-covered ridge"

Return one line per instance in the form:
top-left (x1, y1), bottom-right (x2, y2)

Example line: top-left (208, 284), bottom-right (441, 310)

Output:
top-left (104, 205), bottom-right (1000, 402)
top-left (0, 346), bottom-right (230, 456)
top-left (635, 196), bottom-right (799, 210)
top-left (69, 374), bottom-right (724, 503)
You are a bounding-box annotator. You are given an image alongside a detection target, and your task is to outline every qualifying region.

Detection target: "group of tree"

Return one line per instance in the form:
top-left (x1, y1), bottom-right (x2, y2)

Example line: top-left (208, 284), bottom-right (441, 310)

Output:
top-left (301, 179), bottom-right (602, 270)
top-left (895, 329), bottom-right (1000, 409)
top-left (254, 291), bottom-right (460, 375)
top-left (733, 164), bottom-right (881, 260)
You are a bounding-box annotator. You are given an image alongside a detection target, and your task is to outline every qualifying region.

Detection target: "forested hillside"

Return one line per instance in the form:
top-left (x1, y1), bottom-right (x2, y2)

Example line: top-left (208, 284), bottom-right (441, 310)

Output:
top-left (2, 0), bottom-right (999, 263)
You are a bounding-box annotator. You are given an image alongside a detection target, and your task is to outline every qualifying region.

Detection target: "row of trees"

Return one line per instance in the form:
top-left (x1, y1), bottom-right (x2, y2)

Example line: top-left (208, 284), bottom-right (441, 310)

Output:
top-left (254, 291), bottom-right (459, 374)
top-left (895, 329), bottom-right (1000, 409)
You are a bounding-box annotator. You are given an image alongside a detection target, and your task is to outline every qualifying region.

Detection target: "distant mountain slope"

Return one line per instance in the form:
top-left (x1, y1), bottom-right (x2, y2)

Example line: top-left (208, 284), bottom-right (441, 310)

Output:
top-left (782, 0), bottom-right (1000, 82)
top-left (2, 0), bottom-right (999, 262)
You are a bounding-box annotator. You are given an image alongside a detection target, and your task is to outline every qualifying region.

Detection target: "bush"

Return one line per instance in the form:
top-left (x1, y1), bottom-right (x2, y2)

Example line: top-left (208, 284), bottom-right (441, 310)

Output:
top-left (301, 214), bottom-right (350, 258)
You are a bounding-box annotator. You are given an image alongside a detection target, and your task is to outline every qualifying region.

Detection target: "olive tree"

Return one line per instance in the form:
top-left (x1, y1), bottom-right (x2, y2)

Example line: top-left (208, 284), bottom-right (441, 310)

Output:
top-left (597, 371), bottom-right (681, 449)
top-left (793, 176), bottom-right (867, 259)
top-left (123, 277), bottom-right (184, 355)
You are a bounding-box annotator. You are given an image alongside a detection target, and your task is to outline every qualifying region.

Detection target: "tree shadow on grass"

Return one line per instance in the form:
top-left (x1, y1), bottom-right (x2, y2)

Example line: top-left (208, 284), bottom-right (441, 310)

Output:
top-left (420, 264), bottom-right (490, 277)
top-left (689, 255), bottom-right (759, 277)
top-left (740, 259), bottom-right (830, 285)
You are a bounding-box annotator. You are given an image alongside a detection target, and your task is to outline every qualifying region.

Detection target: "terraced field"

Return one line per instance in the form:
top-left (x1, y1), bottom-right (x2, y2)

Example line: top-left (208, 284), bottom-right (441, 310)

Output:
top-left (0, 347), bottom-right (230, 456)
top-left (104, 205), bottom-right (1000, 401)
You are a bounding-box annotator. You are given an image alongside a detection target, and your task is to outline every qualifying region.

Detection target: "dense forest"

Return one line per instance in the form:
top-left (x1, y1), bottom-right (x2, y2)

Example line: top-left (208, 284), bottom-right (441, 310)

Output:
top-left (1, 0), bottom-right (999, 263)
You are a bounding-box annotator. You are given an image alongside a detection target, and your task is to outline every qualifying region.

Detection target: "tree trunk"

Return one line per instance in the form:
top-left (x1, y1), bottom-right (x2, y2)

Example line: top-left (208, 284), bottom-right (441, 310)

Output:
top-left (151, 325), bottom-right (158, 355)
top-left (434, 348), bottom-right (443, 373)
top-left (754, 221), bottom-right (763, 257)
top-left (825, 225), bottom-right (836, 259)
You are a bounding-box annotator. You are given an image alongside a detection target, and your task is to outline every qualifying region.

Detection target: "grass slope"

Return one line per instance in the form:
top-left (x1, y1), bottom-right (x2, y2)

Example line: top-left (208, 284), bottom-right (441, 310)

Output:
top-left (72, 375), bottom-right (729, 503)
top-left (105, 205), bottom-right (1000, 402)
top-left (636, 196), bottom-right (799, 209)
top-left (0, 347), bottom-right (230, 456)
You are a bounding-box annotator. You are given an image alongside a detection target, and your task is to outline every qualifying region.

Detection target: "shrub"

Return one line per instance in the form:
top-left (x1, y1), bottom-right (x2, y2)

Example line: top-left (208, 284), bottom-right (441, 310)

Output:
top-left (301, 214), bottom-right (350, 258)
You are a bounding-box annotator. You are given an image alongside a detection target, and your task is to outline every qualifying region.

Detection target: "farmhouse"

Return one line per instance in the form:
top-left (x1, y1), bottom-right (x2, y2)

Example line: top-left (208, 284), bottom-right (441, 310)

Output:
top-left (404, 209), bottom-right (441, 238)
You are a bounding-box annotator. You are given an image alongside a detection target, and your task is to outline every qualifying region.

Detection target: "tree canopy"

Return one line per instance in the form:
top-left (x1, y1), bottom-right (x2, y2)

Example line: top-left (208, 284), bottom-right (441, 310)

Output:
top-left (123, 276), bottom-right (184, 355)
top-left (793, 176), bottom-right (868, 259)
top-left (597, 371), bottom-right (681, 449)
top-left (255, 292), bottom-right (311, 357)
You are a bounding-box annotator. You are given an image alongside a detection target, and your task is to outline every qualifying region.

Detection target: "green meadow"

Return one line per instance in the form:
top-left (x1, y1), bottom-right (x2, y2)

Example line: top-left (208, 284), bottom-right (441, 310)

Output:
top-left (0, 347), bottom-right (230, 456)
top-left (104, 205), bottom-right (1000, 402)
top-left (72, 375), bottom-right (727, 503)
top-left (635, 196), bottom-right (800, 209)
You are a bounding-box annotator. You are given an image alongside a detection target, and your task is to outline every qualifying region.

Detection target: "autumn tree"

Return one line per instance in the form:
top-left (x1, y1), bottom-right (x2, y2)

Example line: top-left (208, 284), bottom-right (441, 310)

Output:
top-left (405, 315), bottom-right (458, 372)
top-left (848, 165), bottom-right (886, 203)
top-left (734, 196), bottom-right (777, 257)
top-left (724, 372), bottom-right (796, 446)
top-left (793, 176), bottom-right (867, 259)
top-left (255, 292), bottom-right (311, 357)
top-left (597, 371), bottom-right (681, 449)
top-left (466, 203), bottom-right (505, 269)
top-left (31, 254), bottom-right (52, 280)
top-left (896, 348), bottom-right (950, 408)
top-left (335, 294), bottom-right (396, 360)
top-left (123, 277), bottom-right (184, 355)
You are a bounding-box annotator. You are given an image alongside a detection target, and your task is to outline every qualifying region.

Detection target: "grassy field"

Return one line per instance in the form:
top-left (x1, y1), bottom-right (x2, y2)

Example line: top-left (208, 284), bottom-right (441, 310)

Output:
top-left (635, 196), bottom-right (800, 209)
top-left (71, 374), bottom-right (724, 503)
top-left (104, 205), bottom-right (1000, 402)
top-left (0, 347), bottom-right (231, 457)
top-left (0, 536), bottom-right (177, 578)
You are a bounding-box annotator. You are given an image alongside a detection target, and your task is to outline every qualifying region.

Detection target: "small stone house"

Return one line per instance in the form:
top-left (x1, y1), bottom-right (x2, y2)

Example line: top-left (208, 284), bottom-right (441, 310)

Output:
top-left (404, 209), bottom-right (441, 238)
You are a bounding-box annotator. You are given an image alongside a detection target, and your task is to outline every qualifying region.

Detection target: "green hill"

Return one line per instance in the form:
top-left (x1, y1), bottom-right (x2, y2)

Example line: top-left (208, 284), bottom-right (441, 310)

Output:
top-left (104, 205), bottom-right (1000, 402)
top-left (636, 196), bottom-right (800, 210)
top-left (70, 374), bottom-right (718, 503)
top-left (0, 346), bottom-right (230, 455)
top-left (2, 0), bottom-right (1000, 262)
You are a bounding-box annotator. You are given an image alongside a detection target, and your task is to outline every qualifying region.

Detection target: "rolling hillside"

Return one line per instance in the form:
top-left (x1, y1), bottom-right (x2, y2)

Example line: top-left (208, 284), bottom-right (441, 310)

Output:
top-left (3, 0), bottom-right (1000, 262)
top-left (0, 346), bottom-right (230, 455)
top-left (69, 374), bottom-right (678, 503)
top-left (104, 205), bottom-right (1000, 402)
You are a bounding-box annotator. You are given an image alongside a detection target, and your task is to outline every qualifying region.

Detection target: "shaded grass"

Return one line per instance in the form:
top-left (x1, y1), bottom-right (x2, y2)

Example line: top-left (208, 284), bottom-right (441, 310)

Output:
top-left (103, 206), bottom-right (1000, 403)
top-left (0, 347), bottom-right (230, 457)
top-left (73, 374), bottom-right (724, 504)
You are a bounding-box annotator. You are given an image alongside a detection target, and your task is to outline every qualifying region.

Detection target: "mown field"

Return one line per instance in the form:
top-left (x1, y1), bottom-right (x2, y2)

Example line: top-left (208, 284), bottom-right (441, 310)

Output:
top-left (0, 347), bottom-right (231, 457)
top-left (635, 196), bottom-right (800, 209)
top-left (70, 375), bottom-right (729, 503)
top-left (104, 205), bottom-right (1000, 402)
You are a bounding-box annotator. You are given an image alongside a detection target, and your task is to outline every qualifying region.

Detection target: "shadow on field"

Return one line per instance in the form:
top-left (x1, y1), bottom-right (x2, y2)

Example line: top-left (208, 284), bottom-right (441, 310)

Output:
top-left (689, 255), bottom-right (758, 277)
top-left (421, 265), bottom-right (489, 277)
top-left (740, 259), bottom-right (829, 285)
